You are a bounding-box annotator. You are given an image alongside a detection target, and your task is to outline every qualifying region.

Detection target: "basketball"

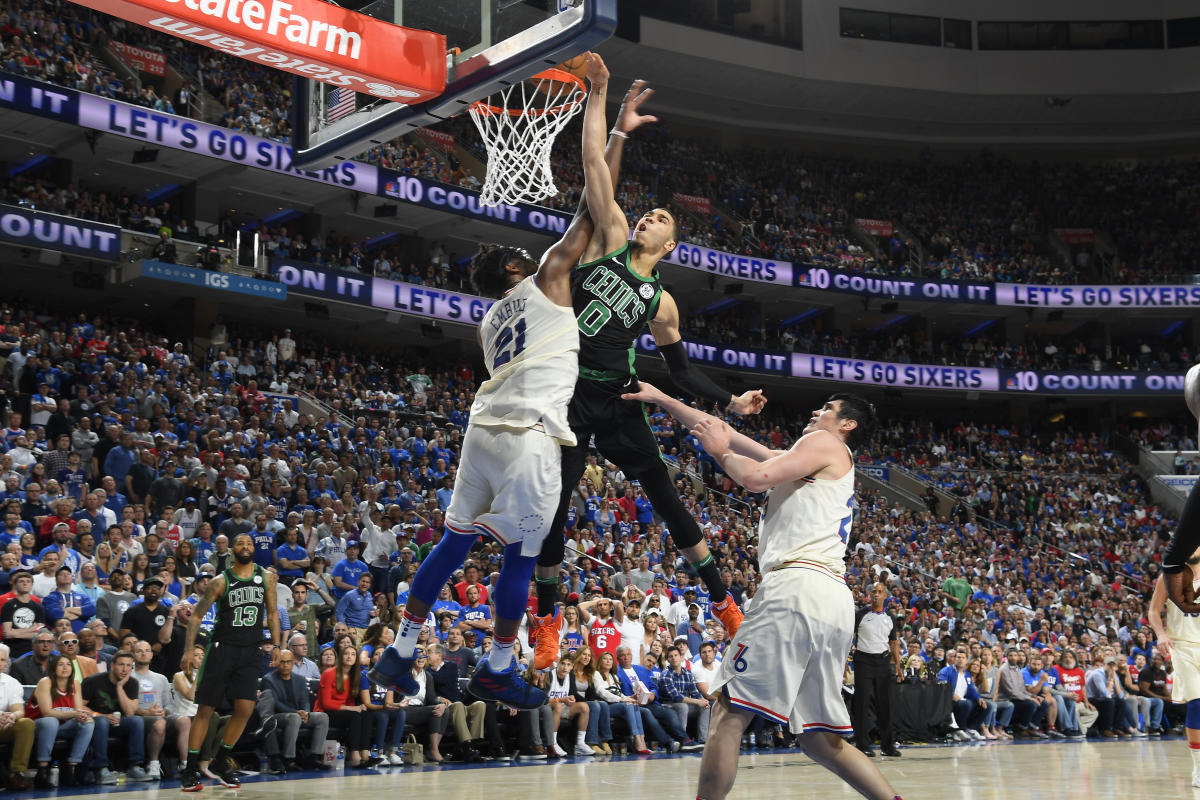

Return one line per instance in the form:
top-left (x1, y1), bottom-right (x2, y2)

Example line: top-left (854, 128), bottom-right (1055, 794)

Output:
top-left (557, 54), bottom-right (589, 79)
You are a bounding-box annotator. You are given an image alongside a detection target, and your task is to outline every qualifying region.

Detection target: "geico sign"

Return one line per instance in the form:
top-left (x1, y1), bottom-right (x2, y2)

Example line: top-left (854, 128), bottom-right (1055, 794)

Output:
top-left (72, 0), bottom-right (446, 101)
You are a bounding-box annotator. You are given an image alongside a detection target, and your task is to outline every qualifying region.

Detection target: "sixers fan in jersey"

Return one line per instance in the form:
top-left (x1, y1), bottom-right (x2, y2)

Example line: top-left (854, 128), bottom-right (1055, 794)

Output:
top-left (530, 54), bottom-right (765, 651)
top-left (578, 594), bottom-right (625, 662)
top-left (368, 77), bottom-right (658, 707)
top-left (622, 382), bottom-right (903, 800)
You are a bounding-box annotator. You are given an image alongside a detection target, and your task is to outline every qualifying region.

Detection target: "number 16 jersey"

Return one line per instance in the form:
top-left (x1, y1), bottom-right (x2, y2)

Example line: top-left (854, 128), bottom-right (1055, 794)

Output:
top-left (470, 276), bottom-right (579, 446)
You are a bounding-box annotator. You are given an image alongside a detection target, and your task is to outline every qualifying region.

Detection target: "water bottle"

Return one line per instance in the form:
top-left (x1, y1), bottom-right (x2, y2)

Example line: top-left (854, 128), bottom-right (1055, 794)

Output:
top-left (748, 733), bottom-right (756, 748)
top-left (49, 762), bottom-right (59, 787)
top-left (336, 746), bottom-right (345, 769)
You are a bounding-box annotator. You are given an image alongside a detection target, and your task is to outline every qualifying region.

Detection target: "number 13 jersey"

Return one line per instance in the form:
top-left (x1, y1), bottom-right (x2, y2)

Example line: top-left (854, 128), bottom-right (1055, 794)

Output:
top-left (470, 276), bottom-right (579, 446)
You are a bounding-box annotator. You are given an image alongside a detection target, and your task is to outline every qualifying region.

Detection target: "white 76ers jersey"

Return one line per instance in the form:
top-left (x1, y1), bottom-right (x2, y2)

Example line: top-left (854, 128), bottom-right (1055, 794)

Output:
top-left (470, 276), bottom-right (578, 446)
top-left (756, 444), bottom-right (855, 575)
top-left (1166, 573), bottom-right (1200, 645)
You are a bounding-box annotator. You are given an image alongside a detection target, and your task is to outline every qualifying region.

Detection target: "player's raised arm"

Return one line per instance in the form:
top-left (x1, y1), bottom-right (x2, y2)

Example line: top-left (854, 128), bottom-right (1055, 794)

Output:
top-left (694, 423), bottom-right (848, 494)
top-left (538, 79), bottom-right (659, 306)
top-left (647, 291), bottom-right (766, 415)
top-left (580, 52), bottom-right (629, 258)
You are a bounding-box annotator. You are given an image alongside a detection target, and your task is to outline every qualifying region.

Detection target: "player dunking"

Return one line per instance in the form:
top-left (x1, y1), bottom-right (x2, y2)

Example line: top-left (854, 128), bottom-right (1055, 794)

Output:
top-left (367, 68), bottom-right (658, 707)
top-left (620, 382), bottom-right (903, 800)
top-left (179, 533), bottom-right (279, 791)
top-left (1150, 555), bottom-right (1200, 787)
top-left (530, 53), bottom-right (765, 655)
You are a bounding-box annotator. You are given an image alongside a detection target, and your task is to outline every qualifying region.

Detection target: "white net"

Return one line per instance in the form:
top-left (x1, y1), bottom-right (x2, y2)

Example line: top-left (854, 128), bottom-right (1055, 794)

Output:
top-left (468, 70), bottom-right (587, 207)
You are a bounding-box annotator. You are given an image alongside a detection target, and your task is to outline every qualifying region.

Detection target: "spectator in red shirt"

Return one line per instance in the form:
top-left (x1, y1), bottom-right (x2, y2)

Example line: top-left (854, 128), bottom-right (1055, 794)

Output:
top-left (1053, 650), bottom-right (1097, 735)
top-left (616, 488), bottom-right (637, 523)
top-left (452, 563), bottom-right (488, 606)
top-left (313, 645), bottom-right (377, 768)
top-left (38, 503), bottom-right (75, 547)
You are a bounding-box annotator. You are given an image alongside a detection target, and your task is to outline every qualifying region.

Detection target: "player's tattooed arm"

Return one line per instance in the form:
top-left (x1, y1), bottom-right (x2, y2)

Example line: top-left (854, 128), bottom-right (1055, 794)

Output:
top-left (181, 573), bottom-right (225, 672)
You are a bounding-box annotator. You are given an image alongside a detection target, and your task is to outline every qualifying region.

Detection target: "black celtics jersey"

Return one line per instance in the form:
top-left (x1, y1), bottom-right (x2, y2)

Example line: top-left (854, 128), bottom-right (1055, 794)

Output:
top-left (212, 564), bottom-right (268, 646)
top-left (573, 244), bottom-right (663, 378)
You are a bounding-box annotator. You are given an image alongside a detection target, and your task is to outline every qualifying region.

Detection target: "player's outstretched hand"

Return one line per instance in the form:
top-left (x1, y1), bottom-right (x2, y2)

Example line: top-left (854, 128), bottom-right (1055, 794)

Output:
top-left (620, 380), bottom-right (665, 405)
top-left (617, 79), bottom-right (658, 134)
top-left (692, 418), bottom-right (733, 454)
top-left (1166, 565), bottom-right (1200, 614)
top-left (585, 52), bottom-right (609, 88)
top-left (729, 389), bottom-right (767, 415)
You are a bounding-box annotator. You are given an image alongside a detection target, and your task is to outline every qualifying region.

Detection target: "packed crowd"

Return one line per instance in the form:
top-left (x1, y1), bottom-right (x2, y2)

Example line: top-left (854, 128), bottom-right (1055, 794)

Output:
top-left (3, 0), bottom-right (1199, 286)
top-left (0, 288), bottom-right (1182, 782)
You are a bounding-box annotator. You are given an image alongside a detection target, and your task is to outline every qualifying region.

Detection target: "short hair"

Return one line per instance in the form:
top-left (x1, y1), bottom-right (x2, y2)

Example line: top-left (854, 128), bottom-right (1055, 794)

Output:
top-left (289, 633), bottom-right (308, 646)
top-left (827, 392), bottom-right (878, 451)
top-left (112, 650), bottom-right (135, 664)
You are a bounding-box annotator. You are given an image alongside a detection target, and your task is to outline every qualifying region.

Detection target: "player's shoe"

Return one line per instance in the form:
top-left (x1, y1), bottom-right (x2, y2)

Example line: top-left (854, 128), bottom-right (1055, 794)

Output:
top-left (209, 756), bottom-right (240, 789)
top-left (530, 608), bottom-right (562, 670)
top-left (366, 646), bottom-right (420, 695)
top-left (1193, 766), bottom-right (1200, 788)
top-left (711, 596), bottom-right (744, 639)
top-left (467, 660), bottom-right (548, 709)
top-left (179, 768), bottom-right (203, 793)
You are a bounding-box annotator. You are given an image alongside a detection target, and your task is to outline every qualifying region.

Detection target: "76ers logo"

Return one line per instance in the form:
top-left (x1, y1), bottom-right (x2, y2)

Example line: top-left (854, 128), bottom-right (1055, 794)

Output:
top-left (731, 643), bottom-right (750, 673)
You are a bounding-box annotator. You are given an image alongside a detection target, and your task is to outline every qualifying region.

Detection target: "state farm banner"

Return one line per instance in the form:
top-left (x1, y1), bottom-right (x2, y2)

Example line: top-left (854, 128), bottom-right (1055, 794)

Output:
top-left (672, 193), bottom-right (712, 216)
top-left (1053, 228), bottom-right (1095, 245)
top-left (856, 218), bottom-right (893, 237)
top-left (415, 128), bottom-right (455, 153)
top-left (72, 0), bottom-right (446, 102)
top-left (108, 41), bottom-right (166, 75)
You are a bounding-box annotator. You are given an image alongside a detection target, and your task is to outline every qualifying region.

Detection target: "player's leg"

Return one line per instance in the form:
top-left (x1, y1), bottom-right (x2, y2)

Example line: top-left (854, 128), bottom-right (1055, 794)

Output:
top-left (535, 440), bottom-right (589, 616)
top-left (695, 694), bottom-right (754, 800)
top-left (1186, 699), bottom-right (1200, 786)
top-left (794, 731), bottom-right (903, 800)
top-left (372, 430), bottom-right (495, 691)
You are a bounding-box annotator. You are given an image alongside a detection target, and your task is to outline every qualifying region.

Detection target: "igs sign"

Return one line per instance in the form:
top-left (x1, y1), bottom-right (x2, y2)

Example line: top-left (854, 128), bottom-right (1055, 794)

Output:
top-left (72, 0), bottom-right (446, 101)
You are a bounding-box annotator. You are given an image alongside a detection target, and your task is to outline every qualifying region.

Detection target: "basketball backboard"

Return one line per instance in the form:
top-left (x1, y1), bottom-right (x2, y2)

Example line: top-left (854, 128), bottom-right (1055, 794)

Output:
top-left (291, 0), bottom-right (617, 169)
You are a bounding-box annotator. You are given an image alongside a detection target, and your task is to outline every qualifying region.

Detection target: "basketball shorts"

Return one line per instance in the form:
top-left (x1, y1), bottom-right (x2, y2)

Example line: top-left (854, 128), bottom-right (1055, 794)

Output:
top-left (565, 376), bottom-right (666, 476)
top-left (710, 562), bottom-right (855, 736)
top-left (196, 641), bottom-right (263, 707)
top-left (446, 424), bottom-right (562, 557)
top-left (1172, 640), bottom-right (1200, 703)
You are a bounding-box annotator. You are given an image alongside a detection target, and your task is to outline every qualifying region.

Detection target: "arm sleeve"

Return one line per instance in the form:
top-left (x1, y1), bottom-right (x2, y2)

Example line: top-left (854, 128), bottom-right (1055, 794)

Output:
top-left (657, 341), bottom-right (733, 407)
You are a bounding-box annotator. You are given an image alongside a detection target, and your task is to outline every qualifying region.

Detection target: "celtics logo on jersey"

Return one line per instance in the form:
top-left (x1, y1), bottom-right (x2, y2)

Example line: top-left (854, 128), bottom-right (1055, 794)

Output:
top-left (578, 266), bottom-right (647, 336)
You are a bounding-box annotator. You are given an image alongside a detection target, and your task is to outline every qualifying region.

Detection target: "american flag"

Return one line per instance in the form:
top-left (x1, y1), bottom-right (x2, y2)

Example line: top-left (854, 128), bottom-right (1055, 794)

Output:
top-left (326, 87), bottom-right (356, 122)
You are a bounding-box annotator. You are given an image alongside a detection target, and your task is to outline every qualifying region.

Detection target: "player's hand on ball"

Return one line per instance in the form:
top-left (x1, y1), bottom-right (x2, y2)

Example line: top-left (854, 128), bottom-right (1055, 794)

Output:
top-left (729, 389), bottom-right (766, 415)
top-left (1166, 564), bottom-right (1200, 614)
top-left (620, 380), bottom-right (664, 404)
top-left (585, 52), bottom-right (609, 88)
top-left (617, 80), bottom-right (658, 134)
top-left (692, 418), bottom-right (733, 454)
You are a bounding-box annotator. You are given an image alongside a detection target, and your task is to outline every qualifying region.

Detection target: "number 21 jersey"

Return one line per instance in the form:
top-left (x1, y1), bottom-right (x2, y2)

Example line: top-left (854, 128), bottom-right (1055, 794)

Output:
top-left (470, 276), bottom-right (579, 446)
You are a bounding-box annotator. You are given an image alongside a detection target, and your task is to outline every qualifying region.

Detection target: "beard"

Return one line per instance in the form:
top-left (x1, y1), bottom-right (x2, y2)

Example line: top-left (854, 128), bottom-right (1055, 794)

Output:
top-left (233, 550), bottom-right (254, 565)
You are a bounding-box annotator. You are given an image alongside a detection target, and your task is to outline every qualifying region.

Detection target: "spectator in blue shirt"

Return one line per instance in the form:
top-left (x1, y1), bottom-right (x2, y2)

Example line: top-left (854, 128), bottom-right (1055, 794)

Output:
top-left (43, 564), bottom-right (97, 633)
top-left (435, 477), bottom-right (453, 512)
top-left (334, 572), bottom-right (375, 628)
top-left (938, 651), bottom-right (986, 738)
top-left (102, 432), bottom-right (138, 484)
top-left (275, 527), bottom-right (309, 584)
top-left (250, 513), bottom-right (277, 569)
top-left (330, 541), bottom-right (368, 599)
top-left (455, 584), bottom-right (491, 635)
top-left (657, 646), bottom-right (710, 743)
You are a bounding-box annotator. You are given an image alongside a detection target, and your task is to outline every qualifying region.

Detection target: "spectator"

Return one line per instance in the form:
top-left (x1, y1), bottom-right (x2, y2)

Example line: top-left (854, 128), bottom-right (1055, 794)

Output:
top-left (129, 640), bottom-right (170, 779)
top-left (394, 648), bottom-right (449, 762)
top-left (330, 540), bottom-right (368, 600)
top-left (313, 644), bottom-right (376, 768)
top-left (29, 654), bottom-right (93, 788)
top-left (658, 645), bottom-right (709, 744)
top-left (996, 647), bottom-right (1047, 739)
top-left (10, 629), bottom-right (54, 685)
top-left (81, 650), bottom-right (151, 784)
top-left (0, 643), bottom-right (35, 789)
top-left (358, 648), bottom-right (406, 766)
top-left (261, 646), bottom-right (331, 773)
top-left (42, 564), bottom-right (95, 633)
top-left (118, 577), bottom-right (177, 674)
top-left (426, 642), bottom-right (487, 761)
top-left (1, 568), bottom-right (45, 658)
top-left (1054, 649), bottom-right (1098, 737)
top-left (939, 650), bottom-right (986, 740)
top-left (334, 572), bottom-right (375, 629)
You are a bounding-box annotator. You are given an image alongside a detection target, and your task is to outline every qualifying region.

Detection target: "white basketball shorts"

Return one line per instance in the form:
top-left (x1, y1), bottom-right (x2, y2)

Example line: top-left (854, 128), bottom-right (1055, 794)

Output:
top-left (710, 560), bottom-right (855, 736)
top-left (1171, 640), bottom-right (1200, 703)
top-left (444, 424), bottom-right (561, 557)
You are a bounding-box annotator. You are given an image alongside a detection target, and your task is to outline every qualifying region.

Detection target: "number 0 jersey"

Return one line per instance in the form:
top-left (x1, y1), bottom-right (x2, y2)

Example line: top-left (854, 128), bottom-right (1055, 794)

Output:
top-left (212, 564), bottom-right (268, 646)
top-left (757, 444), bottom-right (855, 576)
top-left (573, 244), bottom-right (662, 379)
top-left (470, 276), bottom-right (579, 446)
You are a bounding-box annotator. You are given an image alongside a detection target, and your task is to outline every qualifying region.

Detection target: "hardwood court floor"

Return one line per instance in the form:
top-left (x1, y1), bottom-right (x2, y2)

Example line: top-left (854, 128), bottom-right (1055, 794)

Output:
top-left (36, 739), bottom-right (1199, 799)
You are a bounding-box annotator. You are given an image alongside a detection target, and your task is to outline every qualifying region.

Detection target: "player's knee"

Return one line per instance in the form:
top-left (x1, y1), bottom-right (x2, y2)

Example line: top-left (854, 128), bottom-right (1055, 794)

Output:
top-left (1186, 698), bottom-right (1200, 730)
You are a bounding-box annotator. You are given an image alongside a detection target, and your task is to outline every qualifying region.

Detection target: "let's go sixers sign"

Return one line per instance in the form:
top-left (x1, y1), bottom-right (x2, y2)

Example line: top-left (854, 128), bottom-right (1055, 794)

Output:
top-left (70, 0), bottom-right (445, 101)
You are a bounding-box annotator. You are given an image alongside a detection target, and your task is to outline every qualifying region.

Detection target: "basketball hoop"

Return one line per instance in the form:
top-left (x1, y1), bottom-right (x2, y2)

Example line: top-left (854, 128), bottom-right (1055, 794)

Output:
top-left (468, 68), bottom-right (588, 207)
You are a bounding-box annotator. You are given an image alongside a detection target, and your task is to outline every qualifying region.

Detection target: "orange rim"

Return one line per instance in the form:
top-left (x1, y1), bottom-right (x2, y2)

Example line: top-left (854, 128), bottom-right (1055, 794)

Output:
top-left (469, 68), bottom-right (588, 118)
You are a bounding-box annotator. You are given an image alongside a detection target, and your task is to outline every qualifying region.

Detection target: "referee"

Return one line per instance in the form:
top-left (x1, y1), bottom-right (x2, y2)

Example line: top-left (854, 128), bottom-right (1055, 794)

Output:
top-left (852, 581), bottom-right (902, 757)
